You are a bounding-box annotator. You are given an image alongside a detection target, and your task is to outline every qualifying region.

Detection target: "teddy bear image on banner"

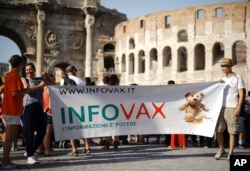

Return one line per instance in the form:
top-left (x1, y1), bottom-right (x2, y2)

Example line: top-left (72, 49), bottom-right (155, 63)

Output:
top-left (179, 92), bottom-right (209, 123)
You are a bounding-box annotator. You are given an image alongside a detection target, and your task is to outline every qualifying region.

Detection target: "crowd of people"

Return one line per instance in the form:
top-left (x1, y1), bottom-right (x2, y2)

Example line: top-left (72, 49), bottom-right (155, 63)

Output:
top-left (0, 55), bottom-right (250, 169)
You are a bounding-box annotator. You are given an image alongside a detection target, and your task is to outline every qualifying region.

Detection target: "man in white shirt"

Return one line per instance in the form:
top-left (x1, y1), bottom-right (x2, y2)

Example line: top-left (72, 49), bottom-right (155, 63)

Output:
top-left (60, 65), bottom-right (90, 156)
top-left (214, 57), bottom-right (245, 161)
top-left (60, 65), bottom-right (85, 86)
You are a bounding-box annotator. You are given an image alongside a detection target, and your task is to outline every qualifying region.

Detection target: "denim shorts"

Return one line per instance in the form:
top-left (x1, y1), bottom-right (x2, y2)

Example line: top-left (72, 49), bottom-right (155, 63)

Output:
top-left (46, 114), bottom-right (53, 126)
top-left (238, 116), bottom-right (245, 132)
top-left (2, 114), bottom-right (21, 126)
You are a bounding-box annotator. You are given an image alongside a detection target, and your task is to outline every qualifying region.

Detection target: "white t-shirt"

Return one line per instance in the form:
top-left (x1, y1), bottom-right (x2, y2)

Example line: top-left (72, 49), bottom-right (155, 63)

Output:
top-left (60, 75), bottom-right (85, 86)
top-left (220, 74), bottom-right (245, 107)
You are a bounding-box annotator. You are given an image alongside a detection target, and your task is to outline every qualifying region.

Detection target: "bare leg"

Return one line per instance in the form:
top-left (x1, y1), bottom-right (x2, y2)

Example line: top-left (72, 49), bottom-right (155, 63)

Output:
top-left (1, 125), bottom-right (19, 166)
top-left (70, 139), bottom-right (77, 152)
top-left (216, 132), bottom-right (224, 152)
top-left (228, 134), bottom-right (236, 155)
top-left (44, 125), bottom-right (53, 155)
top-left (85, 138), bottom-right (90, 149)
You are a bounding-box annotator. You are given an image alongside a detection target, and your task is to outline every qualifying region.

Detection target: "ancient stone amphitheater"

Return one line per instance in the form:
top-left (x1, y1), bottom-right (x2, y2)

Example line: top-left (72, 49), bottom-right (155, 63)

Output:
top-left (111, 1), bottom-right (250, 90)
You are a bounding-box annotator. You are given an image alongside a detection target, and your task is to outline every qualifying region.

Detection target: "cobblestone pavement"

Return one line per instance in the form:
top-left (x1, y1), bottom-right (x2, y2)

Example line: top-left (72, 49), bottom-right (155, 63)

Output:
top-left (0, 137), bottom-right (249, 171)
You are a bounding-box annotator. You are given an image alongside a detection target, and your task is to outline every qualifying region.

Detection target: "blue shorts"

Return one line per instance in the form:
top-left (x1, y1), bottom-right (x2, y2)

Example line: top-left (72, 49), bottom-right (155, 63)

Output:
top-left (46, 114), bottom-right (53, 126)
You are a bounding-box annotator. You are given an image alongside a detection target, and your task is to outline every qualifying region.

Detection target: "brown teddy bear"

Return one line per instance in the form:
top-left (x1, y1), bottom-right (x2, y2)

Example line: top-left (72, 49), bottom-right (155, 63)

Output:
top-left (179, 92), bottom-right (209, 123)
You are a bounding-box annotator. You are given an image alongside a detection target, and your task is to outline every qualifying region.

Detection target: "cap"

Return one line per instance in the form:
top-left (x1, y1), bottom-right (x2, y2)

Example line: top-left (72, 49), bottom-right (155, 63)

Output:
top-left (219, 57), bottom-right (233, 66)
top-left (66, 65), bottom-right (77, 72)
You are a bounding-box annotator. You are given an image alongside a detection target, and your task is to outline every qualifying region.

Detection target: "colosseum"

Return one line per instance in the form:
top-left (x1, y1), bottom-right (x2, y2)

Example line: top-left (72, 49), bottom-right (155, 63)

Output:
top-left (110, 1), bottom-right (250, 90)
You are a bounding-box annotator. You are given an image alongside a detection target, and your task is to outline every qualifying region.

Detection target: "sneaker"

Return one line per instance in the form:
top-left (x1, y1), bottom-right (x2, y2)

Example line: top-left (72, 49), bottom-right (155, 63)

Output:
top-left (227, 154), bottom-right (231, 161)
top-left (238, 144), bottom-right (245, 149)
top-left (11, 146), bottom-right (18, 151)
top-left (1, 164), bottom-right (17, 169)
top-left (67, 151), bottom-right (78, 156)
top-left (27, 156), bottom-right (38, 164)
top-left (214, 150), bottom-right (225, 160)
top-left (24, 152), bottom-right (27, 157)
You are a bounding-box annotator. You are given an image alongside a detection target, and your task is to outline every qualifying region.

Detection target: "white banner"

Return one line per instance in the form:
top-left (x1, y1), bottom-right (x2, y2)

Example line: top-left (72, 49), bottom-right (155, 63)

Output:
top-left (48, 82), bottom-right (225, 141)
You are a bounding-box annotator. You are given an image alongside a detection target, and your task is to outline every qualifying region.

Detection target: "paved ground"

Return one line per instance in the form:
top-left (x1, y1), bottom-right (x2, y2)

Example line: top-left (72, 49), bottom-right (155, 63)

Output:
top-left (0, 137), bottom-right (250, 171)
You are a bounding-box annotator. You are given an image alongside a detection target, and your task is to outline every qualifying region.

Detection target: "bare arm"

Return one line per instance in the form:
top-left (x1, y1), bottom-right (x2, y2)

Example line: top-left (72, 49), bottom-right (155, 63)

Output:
top-left (23, 78), bottom-right (45, 92)
top-left (11, 78), bottom-right (45, 97)
top-left (11, 88), bottom-right (30, 97)
top-left (235, 88), bottom-right (244, 116)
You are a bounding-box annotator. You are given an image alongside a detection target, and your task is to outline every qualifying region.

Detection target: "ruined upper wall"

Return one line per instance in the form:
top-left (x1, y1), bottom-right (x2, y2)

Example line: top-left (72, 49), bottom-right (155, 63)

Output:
top-left (115, 2), bottom-right (250, 40)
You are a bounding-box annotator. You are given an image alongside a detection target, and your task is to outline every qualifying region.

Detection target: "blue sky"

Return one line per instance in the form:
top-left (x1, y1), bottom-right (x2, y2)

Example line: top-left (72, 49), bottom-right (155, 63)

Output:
top-left (0, 0), bottom-right (247, 63)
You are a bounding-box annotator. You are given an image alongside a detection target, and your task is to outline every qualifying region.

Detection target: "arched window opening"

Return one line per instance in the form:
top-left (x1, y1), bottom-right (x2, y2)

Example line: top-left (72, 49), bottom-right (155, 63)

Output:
top-left (194, 44), bottom-right (205, 70)
top-left (138, 50), bottom-right (145, 73)
top-left (104, 56), bottom-right (114, 72)
top-left (212, 42), bottom-right (224, 65)
top-left (177, 47), bottom-right (187, 72)
top-left (150, 48), bottom-right (158, 70)
top-left (121, 54), bottom-right (126, 72)
top-left (129, 53), bottom-right (135, 74)
top-left (232, 40), bottom-right (247, 65)
top-left (129, 38), bottom-right (135, 49)
top-left (103, 43), bottom-right (115, 52)
top-left (163, 46), bottom-right (172, 67)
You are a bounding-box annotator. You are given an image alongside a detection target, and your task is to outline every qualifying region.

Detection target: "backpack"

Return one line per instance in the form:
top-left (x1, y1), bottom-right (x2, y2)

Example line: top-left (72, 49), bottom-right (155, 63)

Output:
top-left (63, 76), bottom-right (76, 86)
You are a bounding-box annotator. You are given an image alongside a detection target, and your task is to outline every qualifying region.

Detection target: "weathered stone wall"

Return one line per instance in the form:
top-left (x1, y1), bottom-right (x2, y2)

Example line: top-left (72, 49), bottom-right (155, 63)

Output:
top-left (114, 2), bottom-right (250, 90)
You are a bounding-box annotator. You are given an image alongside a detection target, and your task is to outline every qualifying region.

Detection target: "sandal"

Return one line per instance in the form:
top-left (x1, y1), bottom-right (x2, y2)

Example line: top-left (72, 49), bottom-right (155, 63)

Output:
top-left (45, 151), bottom-right (57, 156)
top-left (67, 151), bottom-right (78, 156)
top-left (83, 148), bottom-right (91, 154)
top-left (36, 150), bottom-right (45, 155)
top-left (1, 162), bottom-right (17, 169)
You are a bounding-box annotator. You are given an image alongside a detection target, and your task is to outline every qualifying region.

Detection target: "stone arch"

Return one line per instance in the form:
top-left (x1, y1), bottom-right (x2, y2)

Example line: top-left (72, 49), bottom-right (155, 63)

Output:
top-left (121, 54), bottom-right (126, 72)
top-left (104, 56), bottom-right (114, 72)
top-left (232, 40), bottom-right (247, 65)
top-left (103, 43), bottom-right (115, 52)
top-left (0, 29), bottom-right (33, 70)
top-left (129, 38), bottom-right (135, 49)
top-left (162, 46), bottom-right (172, 67)
top-left (0, 24), bottom-right (36, 56)
top-left (0, 32), bottom-right (26, 55)
top-left (129, 53), bottom-right (135, 74)
top-left (0, 29), bottom-right (33, 76)
top-left (194, 43), bottom-right (205, 70)
top-left (177, 30), bottom-right (188, 42)
top-left (52, 60), bottom-right (86, 83)
top-left (212, 42), bottom-right (224, 65)
top-left (177, 46), bottom-right (187, 72)
top-left (149, 48), bottom-right (157, 70)
top-left (138, 50), bottom-right (145, 73)
top-left (53, 62), bottom-right (70, 82)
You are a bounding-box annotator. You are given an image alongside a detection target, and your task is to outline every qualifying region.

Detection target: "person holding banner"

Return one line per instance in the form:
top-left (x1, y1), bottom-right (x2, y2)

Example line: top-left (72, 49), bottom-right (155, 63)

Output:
top-left (60, 65), bottom-right (91, 156)
top-left (214, 57), bottom-right (245, 161)
top-left (1, 55), bottom-right (34, 169)
top-left (38, 73), bottom-right (57, 156)
top-left (244, 91), bottom-right (250, 146)
top-left (168, 80), bottom-right (187, 149)
top-left (21, 63), bottom-right (48, 164)
top-left (102, 74), bottom-right (121, 149)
